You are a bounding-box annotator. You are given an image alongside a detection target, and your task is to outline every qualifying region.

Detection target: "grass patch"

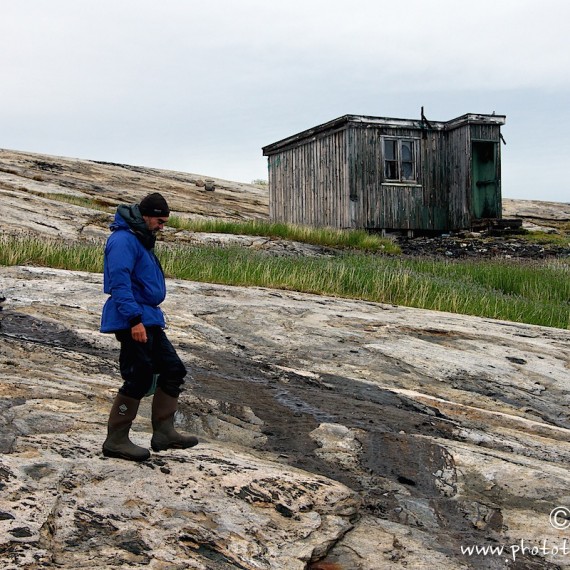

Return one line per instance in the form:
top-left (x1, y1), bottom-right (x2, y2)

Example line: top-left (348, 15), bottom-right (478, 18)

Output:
top-left (168, 216), bottom-right (399, 253)
top-left (517, 230), bottom-right (570, 246)
top-left (36, 192), bottom-right (113, 212)
top-left (158, 246), bottom-right (569, 329)
top-left (0, 234), bottom-right (103, 272)
top-left (1, 234), bottom-right (568, 329)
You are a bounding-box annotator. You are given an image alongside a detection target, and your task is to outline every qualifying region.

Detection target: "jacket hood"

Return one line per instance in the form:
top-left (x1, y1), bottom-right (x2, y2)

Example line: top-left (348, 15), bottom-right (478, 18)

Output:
top-left (111, 204), bottom-right (156, 250)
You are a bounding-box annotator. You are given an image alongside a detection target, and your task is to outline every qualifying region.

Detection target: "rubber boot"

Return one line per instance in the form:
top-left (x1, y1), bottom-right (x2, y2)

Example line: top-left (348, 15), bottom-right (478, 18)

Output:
top-left (102, 394), bottom-right (151, 461)
top-left (151, 388), bottom-right (198, 452)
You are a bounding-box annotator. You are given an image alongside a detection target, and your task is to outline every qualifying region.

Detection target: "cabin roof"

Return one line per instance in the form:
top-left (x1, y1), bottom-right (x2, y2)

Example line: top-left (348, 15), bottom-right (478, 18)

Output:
top-left (262, 113), bottom-right (506, 155)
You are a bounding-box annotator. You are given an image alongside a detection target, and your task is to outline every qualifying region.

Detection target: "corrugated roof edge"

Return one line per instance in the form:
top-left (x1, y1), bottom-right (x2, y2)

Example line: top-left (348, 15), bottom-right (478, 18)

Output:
top-left (262, 113), bottom-right (506, 155)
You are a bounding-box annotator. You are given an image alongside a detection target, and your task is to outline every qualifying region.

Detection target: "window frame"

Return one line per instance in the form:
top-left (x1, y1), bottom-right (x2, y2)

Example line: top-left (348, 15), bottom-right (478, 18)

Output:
top-left (382, 137), bottom-right (420, 183)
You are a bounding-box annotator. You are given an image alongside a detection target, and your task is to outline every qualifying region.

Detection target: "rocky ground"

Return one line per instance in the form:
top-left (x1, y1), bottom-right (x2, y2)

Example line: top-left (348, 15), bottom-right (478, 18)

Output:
top-left (1, 149), bottom-right (570, 569)
top-left (397, 231), bottom-right (569, 260)
top-left (3, 266), bottom-right (570, 570)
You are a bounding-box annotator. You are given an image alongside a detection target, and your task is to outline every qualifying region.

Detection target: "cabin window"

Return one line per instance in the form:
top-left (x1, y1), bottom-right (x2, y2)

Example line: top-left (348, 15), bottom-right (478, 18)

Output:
top-left (383, 138), bottom-right (417, 182)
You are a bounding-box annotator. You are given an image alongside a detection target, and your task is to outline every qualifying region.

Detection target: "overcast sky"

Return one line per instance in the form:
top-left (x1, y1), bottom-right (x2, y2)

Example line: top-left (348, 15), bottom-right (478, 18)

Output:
top-left (1, 0), bottom-right (569, 202)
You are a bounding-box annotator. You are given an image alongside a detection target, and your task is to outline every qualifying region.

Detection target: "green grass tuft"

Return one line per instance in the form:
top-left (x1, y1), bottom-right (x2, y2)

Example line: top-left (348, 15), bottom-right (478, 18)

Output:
top-left (167, 216), bottom-right (399, 253)
top-left (36, 193), bottom-right (113, 212)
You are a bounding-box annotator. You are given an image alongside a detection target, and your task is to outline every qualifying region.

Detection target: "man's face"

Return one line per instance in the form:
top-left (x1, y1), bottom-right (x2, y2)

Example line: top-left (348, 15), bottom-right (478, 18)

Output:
top-left (143, 216), bottom-right (169, 234)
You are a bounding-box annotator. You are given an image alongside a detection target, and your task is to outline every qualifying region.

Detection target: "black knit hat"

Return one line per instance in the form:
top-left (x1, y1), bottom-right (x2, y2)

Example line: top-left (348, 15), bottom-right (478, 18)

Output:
top-left (139, 192), bottom-right (170, 217)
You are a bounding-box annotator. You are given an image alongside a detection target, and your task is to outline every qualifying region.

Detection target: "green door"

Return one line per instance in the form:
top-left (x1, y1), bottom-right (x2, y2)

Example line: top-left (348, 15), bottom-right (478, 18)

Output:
top-left (472, 141), bottom-right (499, 219)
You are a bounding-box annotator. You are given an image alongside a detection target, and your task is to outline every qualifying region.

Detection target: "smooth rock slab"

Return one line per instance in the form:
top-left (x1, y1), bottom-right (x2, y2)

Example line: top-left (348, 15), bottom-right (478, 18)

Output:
top-left (0, 440), bottom-right (358, 569)
top-left (1, 265), bottom-right (570, 569)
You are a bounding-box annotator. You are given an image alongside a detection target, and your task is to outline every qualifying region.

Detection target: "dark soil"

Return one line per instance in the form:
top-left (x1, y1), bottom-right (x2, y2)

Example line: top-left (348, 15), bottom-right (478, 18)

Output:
top-left (396, 230), bottom-right (570, 259)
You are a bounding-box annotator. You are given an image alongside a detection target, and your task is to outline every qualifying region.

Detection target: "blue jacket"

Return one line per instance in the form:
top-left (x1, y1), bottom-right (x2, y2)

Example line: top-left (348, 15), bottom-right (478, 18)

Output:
top-left (100, 207), bottom-right (167, 333)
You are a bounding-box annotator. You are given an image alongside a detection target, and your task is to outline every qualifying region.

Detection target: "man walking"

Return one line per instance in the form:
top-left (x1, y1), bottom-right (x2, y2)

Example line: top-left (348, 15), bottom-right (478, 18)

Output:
top-left (100, 192), bottom-right (198, 461)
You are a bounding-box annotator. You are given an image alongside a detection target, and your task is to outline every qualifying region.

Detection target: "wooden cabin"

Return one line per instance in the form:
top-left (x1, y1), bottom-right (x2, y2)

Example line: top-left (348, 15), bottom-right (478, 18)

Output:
top-left (262, 112), bottom-right (506, 233)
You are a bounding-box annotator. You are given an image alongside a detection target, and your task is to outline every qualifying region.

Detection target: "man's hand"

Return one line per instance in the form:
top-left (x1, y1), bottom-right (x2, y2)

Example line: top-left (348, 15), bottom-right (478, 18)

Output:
top-left (131, 322), bottom-right (147, 343)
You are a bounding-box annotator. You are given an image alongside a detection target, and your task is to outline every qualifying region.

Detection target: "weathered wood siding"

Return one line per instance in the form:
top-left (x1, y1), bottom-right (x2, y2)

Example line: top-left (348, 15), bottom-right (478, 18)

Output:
top-left (445, 124), bottom-right (471, 229)
top-left (420, 130), bottom-right (449, 230)
top-left (268, 130), bottom-right (348, 227)
top-left (347, 126), bottom-right (450, 230)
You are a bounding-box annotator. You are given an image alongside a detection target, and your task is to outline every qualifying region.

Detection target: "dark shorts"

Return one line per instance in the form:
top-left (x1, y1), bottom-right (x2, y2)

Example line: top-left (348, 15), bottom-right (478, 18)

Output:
top-left (115, 326), bottom-right (187, 400)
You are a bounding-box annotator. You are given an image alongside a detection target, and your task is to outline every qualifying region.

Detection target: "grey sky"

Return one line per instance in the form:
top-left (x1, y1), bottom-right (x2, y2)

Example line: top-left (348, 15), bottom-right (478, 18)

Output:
top-left (1, 0), bottom-right (569, 202)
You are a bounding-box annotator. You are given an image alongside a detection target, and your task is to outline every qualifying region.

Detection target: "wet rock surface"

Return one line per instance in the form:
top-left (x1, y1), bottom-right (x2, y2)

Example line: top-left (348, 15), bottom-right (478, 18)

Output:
top-left (1, 267), bottom-right (570, 569)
